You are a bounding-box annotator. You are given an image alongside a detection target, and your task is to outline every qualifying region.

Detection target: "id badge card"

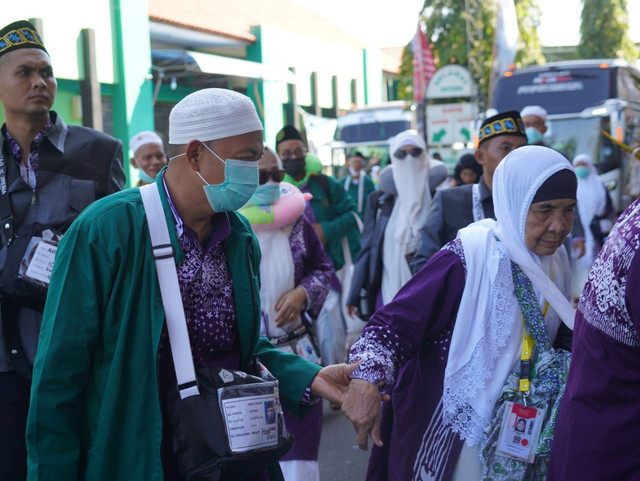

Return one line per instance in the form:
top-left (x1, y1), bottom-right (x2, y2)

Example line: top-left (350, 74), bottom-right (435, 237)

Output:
top-left (20, 236), bottom-right (59, 286)
top-left (496, 401), bottom-right (545, 463)
top-left (218, 382), bottom-right (280, 453)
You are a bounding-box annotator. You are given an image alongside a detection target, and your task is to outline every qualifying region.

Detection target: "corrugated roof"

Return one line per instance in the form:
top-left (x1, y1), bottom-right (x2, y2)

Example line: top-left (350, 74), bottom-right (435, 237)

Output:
top-left (148, 0), bottom-right (367, 49)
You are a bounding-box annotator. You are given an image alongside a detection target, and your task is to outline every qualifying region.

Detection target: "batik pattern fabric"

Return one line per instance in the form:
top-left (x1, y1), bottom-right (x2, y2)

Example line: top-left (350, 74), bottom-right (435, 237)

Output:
top-left (578, 202), bottom-right (640, 347)
top-left (479, 263), bottom-right (571, 481)
top-left (289, 216), bottom-right (334, 318)
top-left (156, 204), bottom-right (238, 367)
top-left (547, 199), bottom-right (640, 481)
top-left (349, 238), bottom-right (467, 481)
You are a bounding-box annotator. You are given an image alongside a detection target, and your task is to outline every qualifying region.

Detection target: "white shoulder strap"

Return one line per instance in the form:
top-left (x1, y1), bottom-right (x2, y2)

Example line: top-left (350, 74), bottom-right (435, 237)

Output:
top-left (139, 183), bottom-right (199, 399)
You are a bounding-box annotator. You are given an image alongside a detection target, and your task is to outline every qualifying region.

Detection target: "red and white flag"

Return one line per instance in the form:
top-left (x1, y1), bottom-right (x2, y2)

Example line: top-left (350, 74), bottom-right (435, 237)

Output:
top-left (412, 23), bottom-right (436, 104)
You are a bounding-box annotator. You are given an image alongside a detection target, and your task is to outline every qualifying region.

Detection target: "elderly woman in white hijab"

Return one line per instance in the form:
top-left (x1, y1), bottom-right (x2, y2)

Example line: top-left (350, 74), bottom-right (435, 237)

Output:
top-left (571, 153), bottom-right (611, 296)
top-left (342, 145), bottom-right (576, 481)
top-left (381, 131), bottom-right (431, 304)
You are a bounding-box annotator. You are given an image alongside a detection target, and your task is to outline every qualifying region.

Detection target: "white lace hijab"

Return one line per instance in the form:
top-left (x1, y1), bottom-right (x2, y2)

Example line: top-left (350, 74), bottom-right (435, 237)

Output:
top-left (443, 146), bottom-right (575, 445)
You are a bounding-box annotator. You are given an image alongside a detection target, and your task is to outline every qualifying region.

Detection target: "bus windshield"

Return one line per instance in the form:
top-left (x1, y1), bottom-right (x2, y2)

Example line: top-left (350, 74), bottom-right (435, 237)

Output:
top-left (493, 67), bottom-right (612, 114)
top-left (546, 116), bottom-right (616, 171)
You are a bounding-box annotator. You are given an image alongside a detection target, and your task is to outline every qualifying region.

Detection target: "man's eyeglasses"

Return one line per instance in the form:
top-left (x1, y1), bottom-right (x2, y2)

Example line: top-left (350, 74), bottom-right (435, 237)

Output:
top-left (394, 147), bottom-right (424, 160)
top-left (259, 168), bottom-right (286, 184)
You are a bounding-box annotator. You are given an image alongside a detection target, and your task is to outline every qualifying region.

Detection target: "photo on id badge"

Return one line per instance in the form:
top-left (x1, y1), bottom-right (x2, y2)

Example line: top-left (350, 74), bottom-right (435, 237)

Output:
top-left (496, 401), bottom-right (545, 463)
top-left (264, 401), bottom-right (276, 425)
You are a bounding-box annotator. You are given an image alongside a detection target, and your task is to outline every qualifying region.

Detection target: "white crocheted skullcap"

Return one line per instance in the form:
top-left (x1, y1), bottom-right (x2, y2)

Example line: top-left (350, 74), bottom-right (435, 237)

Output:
top-left (169, 88), bottom-right (263, 145)
top-left (520, 105), bottom-right (547, 121)
top-left (129, 130), bottom-right (163, 155)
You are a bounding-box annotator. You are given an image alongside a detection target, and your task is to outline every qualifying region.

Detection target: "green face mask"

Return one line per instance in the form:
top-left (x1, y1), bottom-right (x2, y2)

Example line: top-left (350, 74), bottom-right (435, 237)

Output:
top-left (525, 127), bottom-right (543, 145)
top-left (575, 166), bottom-right (590, 179)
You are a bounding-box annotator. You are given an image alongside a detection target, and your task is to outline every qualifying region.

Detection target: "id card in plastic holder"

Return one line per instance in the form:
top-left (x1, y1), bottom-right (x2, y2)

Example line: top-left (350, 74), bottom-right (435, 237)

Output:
top-left (496, 401), bottom-right (545, 463)
top-left (218, 381), bottom-right (281, 453)
top-left (20, 236), bottom-right (59, 287)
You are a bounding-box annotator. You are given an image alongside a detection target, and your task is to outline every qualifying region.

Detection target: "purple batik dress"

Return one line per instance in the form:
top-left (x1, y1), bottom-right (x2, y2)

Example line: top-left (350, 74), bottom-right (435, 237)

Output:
top-left (548, 198), bottom-right (640, 481)
top-left (349, 239), bottom-right (467, 481)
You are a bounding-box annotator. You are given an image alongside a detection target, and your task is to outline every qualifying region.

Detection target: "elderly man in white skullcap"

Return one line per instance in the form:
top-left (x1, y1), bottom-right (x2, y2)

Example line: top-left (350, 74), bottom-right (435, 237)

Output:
top-left (129, 130), bottom-right (167, 186)
top-left (26, 88), bottom-right (355, 481)
top-left (521, 105), bottom-right (548, 145)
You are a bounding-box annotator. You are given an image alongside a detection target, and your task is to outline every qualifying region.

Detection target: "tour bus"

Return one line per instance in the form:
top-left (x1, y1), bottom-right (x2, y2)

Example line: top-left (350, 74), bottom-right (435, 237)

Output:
top-left (330, 101), bottom-right (414, 176)
top-left (492, 59), bottom-right (640, 213)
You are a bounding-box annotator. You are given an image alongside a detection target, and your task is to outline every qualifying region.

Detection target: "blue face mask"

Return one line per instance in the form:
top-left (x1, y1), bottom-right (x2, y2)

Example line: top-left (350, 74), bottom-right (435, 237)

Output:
top-left (525, 127), bottom-right (544, 145)
top-left (194, 143), bottom-right (259, 213)
top-left (575, 166), bottom-right (590, 179)
top-left (249, 181), bottom-right (281, 206)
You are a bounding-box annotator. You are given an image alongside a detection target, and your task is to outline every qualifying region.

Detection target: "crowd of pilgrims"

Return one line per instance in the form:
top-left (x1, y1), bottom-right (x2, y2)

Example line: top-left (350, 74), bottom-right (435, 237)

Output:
top-left (6, 17), bottom-right (637, 481)
top-left (255, 106), bottom-right (624, 481)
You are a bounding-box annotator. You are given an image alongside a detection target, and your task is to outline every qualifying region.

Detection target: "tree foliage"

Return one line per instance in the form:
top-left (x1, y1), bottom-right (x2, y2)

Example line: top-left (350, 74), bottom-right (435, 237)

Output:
top-left (578, 0), bottom-right (638, 62)
top-left (396, 44), bottom-right (414, 101)
top-left (514, 0), bottom-right (545, 67)
top-left (397, 0), bottom-right (545, 103)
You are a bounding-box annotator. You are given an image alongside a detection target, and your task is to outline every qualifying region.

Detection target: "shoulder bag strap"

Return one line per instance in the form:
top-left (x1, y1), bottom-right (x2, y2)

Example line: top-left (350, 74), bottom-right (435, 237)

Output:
top-left (139, 182), bottom-right (199, 399)
top-left (0, 149), bottom-right (14, 243)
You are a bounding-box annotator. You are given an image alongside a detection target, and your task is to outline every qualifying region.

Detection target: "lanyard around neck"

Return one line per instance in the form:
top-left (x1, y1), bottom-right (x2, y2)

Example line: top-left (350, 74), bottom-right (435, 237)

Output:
top-left (519, 300), bottom-right (548, 393)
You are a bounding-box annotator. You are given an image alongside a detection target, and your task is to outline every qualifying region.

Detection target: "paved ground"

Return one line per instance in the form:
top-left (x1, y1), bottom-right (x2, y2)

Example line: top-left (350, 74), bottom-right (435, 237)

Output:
top-left (318, 400), bottom-right (370, 481)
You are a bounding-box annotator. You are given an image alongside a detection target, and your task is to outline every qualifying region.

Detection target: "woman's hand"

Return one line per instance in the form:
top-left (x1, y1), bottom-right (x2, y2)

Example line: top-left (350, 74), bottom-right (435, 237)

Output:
top-left (274, 286), bottom-right (307, 327)
top-left (341, 379), bottom-right (390, 450)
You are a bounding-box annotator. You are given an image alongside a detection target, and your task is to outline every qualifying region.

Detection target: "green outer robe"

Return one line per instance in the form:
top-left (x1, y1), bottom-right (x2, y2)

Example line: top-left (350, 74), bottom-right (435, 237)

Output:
top-left (26, 185), bottom-right (321, 481)
top-left (344, 174), bottom-right (375, 220)
top-left (306, 174), bottom-right (360, 270)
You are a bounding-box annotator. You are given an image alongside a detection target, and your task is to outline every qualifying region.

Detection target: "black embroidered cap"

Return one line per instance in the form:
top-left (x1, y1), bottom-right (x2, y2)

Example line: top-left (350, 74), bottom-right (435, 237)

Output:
top-left (0, 20), bottom-right (47, 59)
top-left (478, 110), bottom-right (526, 146)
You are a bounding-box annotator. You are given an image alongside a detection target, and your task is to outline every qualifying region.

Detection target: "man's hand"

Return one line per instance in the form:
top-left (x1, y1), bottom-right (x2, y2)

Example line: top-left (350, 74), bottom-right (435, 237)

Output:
top-left (310, 362), bottom-right (359, 405)
top-left (346, 304), bottom-right (358, 317)
top-left (274, 287), bottom-right (307, 328)
top-left (572, 239), bottom-right (586, 259)
top-left (312, 223), bottom-right (326, 245)
top-left (341, 378), bottom-right (390, 450)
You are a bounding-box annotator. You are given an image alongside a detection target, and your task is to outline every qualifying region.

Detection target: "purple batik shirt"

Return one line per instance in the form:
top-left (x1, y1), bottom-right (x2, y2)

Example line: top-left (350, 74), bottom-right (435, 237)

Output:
top-left (2, 118), bottom-right (54, 188)
top-left (290, 216), bottom-right (333, 317)
top-left (548, 198), bottom-right (640, 481)
top-left (349, 238), bottom-right (467, 481)
top-left (157, 176), bottom-right (239, 370)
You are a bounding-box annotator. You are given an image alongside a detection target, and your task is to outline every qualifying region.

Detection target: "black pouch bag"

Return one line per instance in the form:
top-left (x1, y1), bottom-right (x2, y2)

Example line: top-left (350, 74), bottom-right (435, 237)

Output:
top-left (163, 361), bottom-right (294, 481)
top-left (0, 222), bottom-right (62, 312)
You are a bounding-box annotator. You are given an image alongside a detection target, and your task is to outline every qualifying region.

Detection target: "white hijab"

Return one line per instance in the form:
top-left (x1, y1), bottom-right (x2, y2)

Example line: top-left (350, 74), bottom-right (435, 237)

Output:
top-left (381, 131), bottom-right (431, 304)
top-left (443, 146), bottom-right (575, 445)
